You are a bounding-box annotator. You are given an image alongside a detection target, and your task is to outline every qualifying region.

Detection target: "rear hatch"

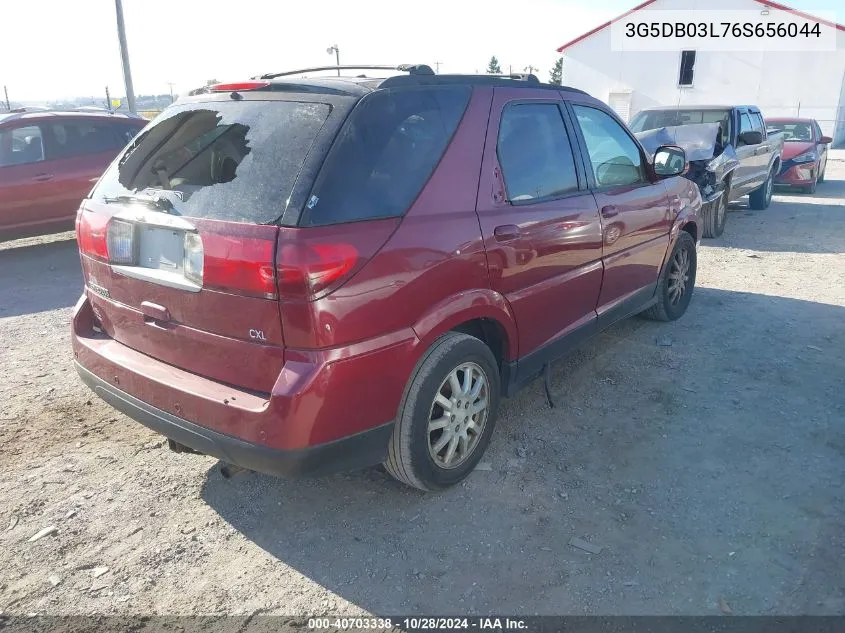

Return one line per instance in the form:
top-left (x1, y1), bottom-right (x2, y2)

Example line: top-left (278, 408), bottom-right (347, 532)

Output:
top-left (76, 92), bottom-right (341, 393)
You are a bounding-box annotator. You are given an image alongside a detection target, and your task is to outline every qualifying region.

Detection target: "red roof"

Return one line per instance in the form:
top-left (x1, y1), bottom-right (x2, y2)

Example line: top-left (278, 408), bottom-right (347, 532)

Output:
top-left (556, 0), bottom-right (845, 52)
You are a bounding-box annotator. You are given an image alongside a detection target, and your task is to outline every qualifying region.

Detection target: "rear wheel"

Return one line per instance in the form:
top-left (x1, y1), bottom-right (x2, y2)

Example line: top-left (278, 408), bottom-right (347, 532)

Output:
top-left (385, 332), bottom-right (500, 491)
top-left (749, 167), bottom-right (775, 210)
top-left (701, 191), bottom-right (727, 238)
top-left (642, 231), bottom-right (697, 322)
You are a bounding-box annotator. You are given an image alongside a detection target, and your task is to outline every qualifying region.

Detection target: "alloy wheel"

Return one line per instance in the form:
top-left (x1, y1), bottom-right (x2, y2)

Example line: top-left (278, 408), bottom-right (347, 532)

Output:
top-left (427, 362), bottom-right (489, 469)
top-left (667, 246), bottom-right (690, 306)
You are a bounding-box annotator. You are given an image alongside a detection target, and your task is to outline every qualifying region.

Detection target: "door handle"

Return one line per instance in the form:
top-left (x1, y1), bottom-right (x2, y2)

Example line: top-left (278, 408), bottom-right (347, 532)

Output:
top-left (493, 224), bottom-right (521, 241)
top-left (601, 205), bottom-right (619, 219)
top-left (32, 173), bottom-right (54, 182)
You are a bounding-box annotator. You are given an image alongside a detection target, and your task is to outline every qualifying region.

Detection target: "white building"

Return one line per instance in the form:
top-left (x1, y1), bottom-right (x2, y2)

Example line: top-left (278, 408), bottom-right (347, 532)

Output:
top-left (558, 0), bottom-right (845, 145)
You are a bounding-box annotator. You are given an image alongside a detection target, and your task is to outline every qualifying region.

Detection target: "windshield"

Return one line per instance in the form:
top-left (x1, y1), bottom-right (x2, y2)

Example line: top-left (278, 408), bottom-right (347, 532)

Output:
top-left (766, 121), bottom-right (814, 142)
top-left (630, 108), bottom-right (730, 131)
top-left (91, 100), bottom-right (331, 224)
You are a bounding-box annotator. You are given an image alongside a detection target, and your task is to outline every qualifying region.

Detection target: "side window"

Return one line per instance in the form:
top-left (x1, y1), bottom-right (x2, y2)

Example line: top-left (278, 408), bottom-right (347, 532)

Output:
top-left (751, 113), bottom-right (765, 133)
top-left (814, 121), bottom-right (824, 140)
top-left (739, 113), bottom-right (753, 135)
top-left (48, 121), bottom-right (123, 159)
top-left (572, 104), bottom-right (645, 188)
top-left (0, 125), bottom-right (45, 167)
top-left (497, 103), bottom-right (579, 202)
top-left (304, 85), bottom-right (471, 226)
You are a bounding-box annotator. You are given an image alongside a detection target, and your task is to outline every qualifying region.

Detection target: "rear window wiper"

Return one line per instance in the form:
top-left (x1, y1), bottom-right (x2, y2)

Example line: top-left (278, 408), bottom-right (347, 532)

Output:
top-left (102, 192), bottom-right (180, 215)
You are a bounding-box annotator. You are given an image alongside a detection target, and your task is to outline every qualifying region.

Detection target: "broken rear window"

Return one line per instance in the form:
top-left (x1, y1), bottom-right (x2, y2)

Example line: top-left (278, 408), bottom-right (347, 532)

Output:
top-left (90, 100), bottom-right (331, 224)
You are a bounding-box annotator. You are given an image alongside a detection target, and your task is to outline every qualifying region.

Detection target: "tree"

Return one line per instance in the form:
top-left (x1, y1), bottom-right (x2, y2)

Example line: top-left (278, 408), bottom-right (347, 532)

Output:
top-left (486, 56), bottom-right (502, 74)
top-left (549, 57), bottom-right (563, 85)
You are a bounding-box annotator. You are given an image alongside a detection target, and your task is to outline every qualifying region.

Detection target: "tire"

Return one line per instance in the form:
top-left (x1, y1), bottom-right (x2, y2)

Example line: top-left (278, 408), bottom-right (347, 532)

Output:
top-left (642, 231), bottom-right (697, 322)
top-left (385, 332), bottom-right (500, 491)
top-left (803, 177), bottom-right (817, 195)
top-left (818, 164), bottom-right (826, 183)
top-left (749, 167), bottom-right (775, 210)
top-left (701, 191), bottom-right (727, 238)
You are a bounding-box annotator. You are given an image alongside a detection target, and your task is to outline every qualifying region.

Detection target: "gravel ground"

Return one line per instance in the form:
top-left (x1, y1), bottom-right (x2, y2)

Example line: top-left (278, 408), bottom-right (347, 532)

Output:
top-left (1, 163), bottom-right (843, 617)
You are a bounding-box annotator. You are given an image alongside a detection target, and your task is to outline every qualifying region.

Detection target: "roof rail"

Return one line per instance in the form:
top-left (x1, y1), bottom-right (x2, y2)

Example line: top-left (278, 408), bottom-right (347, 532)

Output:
top-left (256, 64), bottom-right (435, 80)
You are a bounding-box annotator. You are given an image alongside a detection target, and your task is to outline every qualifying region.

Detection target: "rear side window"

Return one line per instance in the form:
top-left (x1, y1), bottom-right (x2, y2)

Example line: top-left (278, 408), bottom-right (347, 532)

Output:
top-left (497, 103), bottom-right (579, 202)
top-left (91, 100), bottom-right (331, 224)
top-left (112, 122), bottom-right (144, 146)
top-left (48, 121), bottom-right (123, 158)
top-left (573, 105), bottom-right (645, 188)
top-left (0, 125), bottom-right (44, 166)
top-left (302, 85), bottom-right (471, 226)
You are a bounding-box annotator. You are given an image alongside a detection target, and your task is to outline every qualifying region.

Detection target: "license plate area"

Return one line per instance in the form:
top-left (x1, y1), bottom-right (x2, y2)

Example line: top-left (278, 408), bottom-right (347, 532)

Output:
top-left (139, 225), bottom-right (185, 272)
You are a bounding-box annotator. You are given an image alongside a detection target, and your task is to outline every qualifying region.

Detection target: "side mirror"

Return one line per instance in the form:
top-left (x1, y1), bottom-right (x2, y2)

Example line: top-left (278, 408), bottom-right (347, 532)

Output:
top-left (653, 145), bottom-right (687, 178)
top-left (739, 130), bottom-right (763, 146)
top-left (820, 135), bottom-right (833, 145)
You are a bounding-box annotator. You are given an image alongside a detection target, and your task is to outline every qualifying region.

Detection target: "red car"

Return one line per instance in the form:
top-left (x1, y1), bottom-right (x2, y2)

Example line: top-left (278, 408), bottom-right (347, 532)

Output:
top-left (768, 117), bottom-right (832, 193)
top-left (72, 66), bottom-right (702, 490)
top-left (0, 110), bottom-right (146, 238)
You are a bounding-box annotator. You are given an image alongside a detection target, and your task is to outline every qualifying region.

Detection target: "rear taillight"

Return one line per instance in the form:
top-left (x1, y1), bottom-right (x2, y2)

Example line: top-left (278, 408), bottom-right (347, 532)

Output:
top-left (76, 210), bottom-right (110, 261)
top-left (201, 232), bottom-right (278, 299)
top-left (277, 242), bottom-right (358, 299)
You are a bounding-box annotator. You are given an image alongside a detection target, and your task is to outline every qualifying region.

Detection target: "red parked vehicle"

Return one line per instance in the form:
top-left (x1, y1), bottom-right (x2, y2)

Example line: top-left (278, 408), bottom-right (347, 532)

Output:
top-left (0, 110), bottom-right (146, 238)
top-left (767, 117), bottom-right (832, 194)
top-left (72, 66), bottom-right (702, 490)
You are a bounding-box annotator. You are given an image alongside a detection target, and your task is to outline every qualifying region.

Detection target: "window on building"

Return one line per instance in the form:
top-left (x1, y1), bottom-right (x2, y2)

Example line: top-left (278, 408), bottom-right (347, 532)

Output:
top-left (497, 103), bottom-right (580, 202)
top-left (678, 50), bottom-right (696, 87)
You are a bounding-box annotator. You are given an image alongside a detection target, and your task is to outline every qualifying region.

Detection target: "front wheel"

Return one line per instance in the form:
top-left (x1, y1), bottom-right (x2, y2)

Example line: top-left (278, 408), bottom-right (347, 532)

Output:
top-left (385, 332), bottom-right (500, 491)
top-left (642, 231), bottom-right (697, 322)
top-left (749, 167), bottom-right (775, 210)
top-left (701, 192), bottom-right (727, 238)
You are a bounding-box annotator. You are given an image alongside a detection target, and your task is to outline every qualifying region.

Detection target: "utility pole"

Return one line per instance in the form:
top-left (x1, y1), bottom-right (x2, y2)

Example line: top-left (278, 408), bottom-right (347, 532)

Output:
top-left (3, 85), bottom-right (10, 111)
top-left (105, 86), bottom-right (112, 112)
top-left (434, 61), bottom-right (443, 74)
top-left (114, 0), bottom-right (136, 113)
top-left (524, 65), bottom-right (538, 75)
top-left (327, 45), bottom-right (340, 76)
top-left (167, 82), bottom-right (176, 103)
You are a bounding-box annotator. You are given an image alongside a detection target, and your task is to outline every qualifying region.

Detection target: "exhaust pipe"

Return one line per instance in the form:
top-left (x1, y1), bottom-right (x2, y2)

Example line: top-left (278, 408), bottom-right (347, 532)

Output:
top-left (219, 462), bottom-right (248, 479)
top-left (167, 439), bottom-right (202, 455)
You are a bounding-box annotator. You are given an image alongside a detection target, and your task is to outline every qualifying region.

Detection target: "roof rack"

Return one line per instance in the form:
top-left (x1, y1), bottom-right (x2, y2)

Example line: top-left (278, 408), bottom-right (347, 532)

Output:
top-left (256, 64), bottom-right (435, 80)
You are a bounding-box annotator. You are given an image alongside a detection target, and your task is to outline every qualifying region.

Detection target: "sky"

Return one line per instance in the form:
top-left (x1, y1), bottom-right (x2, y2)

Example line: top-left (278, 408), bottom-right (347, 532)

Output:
top-left (1, 0), bottom-right (843, 102)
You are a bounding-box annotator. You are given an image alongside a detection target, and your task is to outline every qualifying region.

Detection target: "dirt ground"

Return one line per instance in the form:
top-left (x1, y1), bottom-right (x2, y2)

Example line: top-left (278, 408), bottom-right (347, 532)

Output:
top-left (1, 162), bottom-right (843, 617)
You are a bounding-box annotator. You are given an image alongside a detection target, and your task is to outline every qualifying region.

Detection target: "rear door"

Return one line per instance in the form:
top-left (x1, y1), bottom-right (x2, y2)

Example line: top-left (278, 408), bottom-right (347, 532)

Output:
top-left (750, 110), bottom-right (772, 180)
top-left (567, 100), bottom-right (671, 323)
top-left (76, 96), bottom-right (338, 393)
top-left (476, 89), bottom-right (604, 363)
top-left (39, 118), bottom-right (134, 223)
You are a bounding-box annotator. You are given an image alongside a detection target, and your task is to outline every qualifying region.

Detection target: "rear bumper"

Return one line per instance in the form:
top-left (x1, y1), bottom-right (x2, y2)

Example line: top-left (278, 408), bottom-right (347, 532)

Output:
top-left (72, 293), bottom-right (419, 476)
top-left (75, 362), bottom-right (393, 476)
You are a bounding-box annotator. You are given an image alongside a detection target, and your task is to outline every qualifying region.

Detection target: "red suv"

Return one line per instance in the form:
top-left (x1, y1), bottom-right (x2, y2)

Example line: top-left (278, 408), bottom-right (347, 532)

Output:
top-left (72, 66), bottom-right (702, 490)
top-left (0, 110), bottom-right (146, 238)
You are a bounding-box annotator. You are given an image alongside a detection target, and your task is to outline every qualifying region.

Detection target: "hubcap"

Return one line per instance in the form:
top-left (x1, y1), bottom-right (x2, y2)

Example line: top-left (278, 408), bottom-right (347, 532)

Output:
top-left (667, 246), bottom-right (690, 306)
top-left (428, 362), bottom-right (489, 469)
